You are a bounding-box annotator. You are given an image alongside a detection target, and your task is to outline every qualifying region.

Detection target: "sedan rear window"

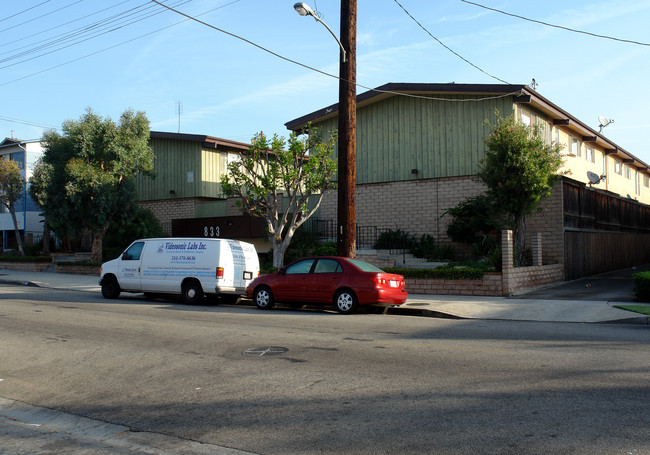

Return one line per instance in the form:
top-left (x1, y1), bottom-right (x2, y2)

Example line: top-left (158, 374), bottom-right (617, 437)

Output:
top-left (347, 259), bottom-right (385, 273)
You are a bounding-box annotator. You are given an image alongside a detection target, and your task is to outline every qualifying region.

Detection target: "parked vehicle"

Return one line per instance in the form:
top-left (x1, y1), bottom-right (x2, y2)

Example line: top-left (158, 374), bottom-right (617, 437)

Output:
top-left (246, 256), bottom-right (407, 314)
top-left (100, 238), bottom-right (259, 304)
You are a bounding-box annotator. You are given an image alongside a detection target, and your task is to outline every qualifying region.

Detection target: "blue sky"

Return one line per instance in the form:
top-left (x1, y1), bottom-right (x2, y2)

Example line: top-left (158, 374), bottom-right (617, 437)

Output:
top-left (2, 0), bottom-right (649, 162)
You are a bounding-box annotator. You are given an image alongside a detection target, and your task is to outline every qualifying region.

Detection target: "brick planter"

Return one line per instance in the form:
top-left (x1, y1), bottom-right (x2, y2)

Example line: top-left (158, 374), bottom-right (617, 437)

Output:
top-left (407, 273), bottom-right (503, 296)
top-left (0, 261), bottom-right (52, 272)
top-left (54, 264), bottom-right (101, 276)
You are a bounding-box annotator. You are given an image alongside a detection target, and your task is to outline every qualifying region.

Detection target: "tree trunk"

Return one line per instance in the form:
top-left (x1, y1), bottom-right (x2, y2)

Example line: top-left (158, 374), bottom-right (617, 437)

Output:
top-left (41, 222), bottom-right (50, 256)
top-left (90, 226), bottom-right (108, 263)
top-left (272, 239), bottom-right (288, 269)
top-left (8, 205), bottom-right (24, 256)
top-left (513, 213), bottom-right (527, 266)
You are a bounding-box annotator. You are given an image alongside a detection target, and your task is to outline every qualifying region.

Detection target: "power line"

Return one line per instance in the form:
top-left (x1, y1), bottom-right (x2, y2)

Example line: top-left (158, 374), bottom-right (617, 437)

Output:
top-left (460, 0), bottom-right (650, 47)
top-left (0, 115), bottom-right (58, 130)
top-left (151, 1), bottom-right (520, 103)
top-left (0, 0), bottom-right (85, 34)
top-left (0, 1), bottom-right (131, 50)
top-left (393, 0), bottom-right (509, 84)
top-left (0, 1), bottom-right (190, 69)
top-left (0, 0), bottom-right (240, 87)
top-left (0, 1), bottom-right (51, 24)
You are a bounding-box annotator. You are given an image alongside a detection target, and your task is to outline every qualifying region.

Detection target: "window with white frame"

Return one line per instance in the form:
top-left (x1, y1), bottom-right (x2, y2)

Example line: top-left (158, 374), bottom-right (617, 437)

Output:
top-left (586, 147), bottom-right (594, 163)
top-left (521, 111), bottom-right (531, 126)
top-left (644, 174), bottom-right (649, 188)
top-left (570, 137), bottom-right (581, 157)
top-left (615, 160), bottom-right (622, 175)
top-left (625, 166), bottom-right (631, 179)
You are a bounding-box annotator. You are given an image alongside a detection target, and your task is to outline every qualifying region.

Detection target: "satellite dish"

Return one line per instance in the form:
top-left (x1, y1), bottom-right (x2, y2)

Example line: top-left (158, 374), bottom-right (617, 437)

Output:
top-left (587, 171), bottom-right (606, 185)
top-left (598, 116), bottom-right (614, 133)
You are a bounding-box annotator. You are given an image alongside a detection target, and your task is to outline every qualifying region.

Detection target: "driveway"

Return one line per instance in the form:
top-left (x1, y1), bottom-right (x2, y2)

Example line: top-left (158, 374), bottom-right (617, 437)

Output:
top-left (513, 264), bottom-right (650, 302)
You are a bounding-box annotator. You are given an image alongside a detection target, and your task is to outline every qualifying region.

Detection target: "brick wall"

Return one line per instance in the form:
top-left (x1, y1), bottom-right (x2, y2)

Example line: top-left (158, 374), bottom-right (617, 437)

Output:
top-left (407, 273), bottom-right (503, 296)
top-left (139, 198), bottom-right (196, 234)
top-left (320, 176), bottom-right (566, 262)
top-left (319, 176), bottom-right (486, 245)
top-left (525, 180), bottom-right (564, 263)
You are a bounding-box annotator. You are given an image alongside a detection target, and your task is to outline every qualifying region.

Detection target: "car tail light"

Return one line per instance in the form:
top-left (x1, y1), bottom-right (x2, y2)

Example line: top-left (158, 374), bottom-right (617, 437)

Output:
top-left (216, 267), bottom-right (224, 279)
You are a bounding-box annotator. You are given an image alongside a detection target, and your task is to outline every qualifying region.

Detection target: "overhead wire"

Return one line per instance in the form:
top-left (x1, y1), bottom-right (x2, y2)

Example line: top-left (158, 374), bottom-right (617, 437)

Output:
top-left (0, 1), bottom-right (131, 50)
top-left (150, 1), bottom-right (521, 103)
top-left (393, 0), bottom-right (509, 84)
top-left (0, 1), bottom-right (51, 24)
top-left (0, 0), bottom-right (85, 34)
top-left (0, 0), bottom-right (239, 87)
top-left (460, 0), bottom-right (650, 47)
top-left (0, 1), bottom-right (191, 69)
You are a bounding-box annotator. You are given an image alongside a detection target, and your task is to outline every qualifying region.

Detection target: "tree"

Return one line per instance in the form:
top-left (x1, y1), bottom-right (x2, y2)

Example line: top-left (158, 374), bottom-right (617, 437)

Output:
top-left (221, 129), bottom-right (337, 268)
top-left (0, 158), bottom-right (25, 255)
top-left (477, 112), bottom-right (564, 265)
top-left (39, 108), bottom-right (154, 262)
top-left (444, 194), bottom-right (501, 257)
top-left (28, 158), bottom-right (52, 255)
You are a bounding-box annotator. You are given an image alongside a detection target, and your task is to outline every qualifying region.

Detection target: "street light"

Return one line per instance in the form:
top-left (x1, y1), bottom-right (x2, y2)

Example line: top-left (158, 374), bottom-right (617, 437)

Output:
top-left (294, 1), bottom-right (357, 258)
top-left (293, 2), bottom-right (346, 62)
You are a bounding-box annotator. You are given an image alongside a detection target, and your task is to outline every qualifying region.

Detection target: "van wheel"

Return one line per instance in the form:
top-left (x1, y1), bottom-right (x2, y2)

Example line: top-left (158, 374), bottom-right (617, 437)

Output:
top-left (334, 289), bottom-right (358, 314)
top-left (101, 276), bottom-right (121, 299)
top-left (254, 286), bottom-right (275, 310)
top-left (182, 280), bottom-right (204, 305)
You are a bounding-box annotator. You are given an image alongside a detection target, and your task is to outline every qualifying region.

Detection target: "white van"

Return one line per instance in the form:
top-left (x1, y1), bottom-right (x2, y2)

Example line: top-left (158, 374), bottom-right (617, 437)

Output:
top-left (99, 238), bottom-right (259, 304)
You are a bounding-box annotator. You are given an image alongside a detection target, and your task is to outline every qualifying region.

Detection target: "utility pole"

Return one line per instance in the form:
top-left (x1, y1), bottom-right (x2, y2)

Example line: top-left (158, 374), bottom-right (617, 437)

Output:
top-left (337, 0), bottom-right (356, 257)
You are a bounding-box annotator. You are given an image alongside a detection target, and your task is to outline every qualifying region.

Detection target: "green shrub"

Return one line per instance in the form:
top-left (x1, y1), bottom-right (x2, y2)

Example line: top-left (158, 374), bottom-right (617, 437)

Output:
top-left (375, 228), bottom-right (412, 250)
top-left (633, 271), bottom-right (650, 302)
top-left (57, 261), bottom-right (102, 267)
top-left (0, 255), bottom-right (52, 263)
top-left (384, 266), bottom-right (485, 280)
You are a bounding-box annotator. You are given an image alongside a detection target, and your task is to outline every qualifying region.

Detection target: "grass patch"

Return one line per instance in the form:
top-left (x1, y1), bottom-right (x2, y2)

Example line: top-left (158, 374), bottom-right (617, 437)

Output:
top-left (613, 305), bottom-right (650, 316)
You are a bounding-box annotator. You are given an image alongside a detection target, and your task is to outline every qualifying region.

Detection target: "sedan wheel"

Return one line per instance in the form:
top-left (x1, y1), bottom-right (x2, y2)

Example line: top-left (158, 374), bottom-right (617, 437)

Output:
top-left (335, 289), bottom-right (358, 314)
top-left (254, 286), bottom-right (275, 310)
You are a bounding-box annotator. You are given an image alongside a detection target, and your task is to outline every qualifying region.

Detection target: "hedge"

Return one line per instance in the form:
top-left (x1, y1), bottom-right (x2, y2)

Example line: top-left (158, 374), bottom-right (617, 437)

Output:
top-left (383, 267), bottom-right (485, 280)
top-left (0, 256), bottom-right (53, 263)
top-left (633, 271), bottom-right (650, 302)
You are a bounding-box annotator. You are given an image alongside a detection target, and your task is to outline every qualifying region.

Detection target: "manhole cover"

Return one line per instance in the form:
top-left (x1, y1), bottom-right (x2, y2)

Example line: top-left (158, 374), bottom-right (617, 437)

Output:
top-left (243, 346), bottom-right (288, 357)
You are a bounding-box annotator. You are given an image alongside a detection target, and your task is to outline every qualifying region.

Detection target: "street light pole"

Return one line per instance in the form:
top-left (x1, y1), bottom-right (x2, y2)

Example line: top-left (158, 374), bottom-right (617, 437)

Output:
top-left (337, 0), bottom-right (356, 258)
top-left (294, 1), bottom-right (356, 257)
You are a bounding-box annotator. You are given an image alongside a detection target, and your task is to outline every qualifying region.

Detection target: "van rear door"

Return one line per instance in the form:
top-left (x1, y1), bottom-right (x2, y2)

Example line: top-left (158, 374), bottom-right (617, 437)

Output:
top-left (226, 240), bottom-right (258, 291)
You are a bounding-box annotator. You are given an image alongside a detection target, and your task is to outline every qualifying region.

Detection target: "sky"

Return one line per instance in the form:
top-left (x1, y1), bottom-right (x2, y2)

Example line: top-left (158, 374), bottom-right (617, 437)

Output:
top-left (1, 0), bottom-right (649, 163)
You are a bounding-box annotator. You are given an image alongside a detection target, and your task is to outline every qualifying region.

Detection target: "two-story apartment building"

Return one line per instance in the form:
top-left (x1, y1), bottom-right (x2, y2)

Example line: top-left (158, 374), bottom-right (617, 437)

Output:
top-left (136, 131), bottom-right (268, 251)
top-left (284, 82), bottom-right (650, 279)
top-left (0, 137), bottom-right (44, 252)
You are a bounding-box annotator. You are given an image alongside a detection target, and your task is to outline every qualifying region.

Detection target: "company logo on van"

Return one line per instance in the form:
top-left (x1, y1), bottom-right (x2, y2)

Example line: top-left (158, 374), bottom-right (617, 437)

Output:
top-left (162, 241), bottom-right (208, 251)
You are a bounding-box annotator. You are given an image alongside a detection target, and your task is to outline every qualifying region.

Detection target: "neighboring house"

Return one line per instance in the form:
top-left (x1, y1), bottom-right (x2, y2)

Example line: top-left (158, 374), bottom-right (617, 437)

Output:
top-left (0, 138), bottom-right (44, 252)
top-left (285, 82), bottom-right (650, 279)
top-left (136, 131), bottom-right (269, 252)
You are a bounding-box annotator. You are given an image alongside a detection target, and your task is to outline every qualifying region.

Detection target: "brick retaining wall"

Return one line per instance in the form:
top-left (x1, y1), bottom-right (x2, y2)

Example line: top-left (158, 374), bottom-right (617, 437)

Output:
top-left (0, 262), bottom-right (51, 272)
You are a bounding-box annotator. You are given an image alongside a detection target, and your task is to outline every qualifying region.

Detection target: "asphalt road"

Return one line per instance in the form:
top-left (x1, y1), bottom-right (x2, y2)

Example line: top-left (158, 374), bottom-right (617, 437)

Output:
top-left (1, 285), bottom-right (649, 455)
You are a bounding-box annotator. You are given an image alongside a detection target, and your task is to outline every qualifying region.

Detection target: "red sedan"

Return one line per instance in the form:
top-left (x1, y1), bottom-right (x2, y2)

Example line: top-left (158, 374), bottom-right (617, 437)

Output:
top-left (245, 256), bottom-right (407, 314)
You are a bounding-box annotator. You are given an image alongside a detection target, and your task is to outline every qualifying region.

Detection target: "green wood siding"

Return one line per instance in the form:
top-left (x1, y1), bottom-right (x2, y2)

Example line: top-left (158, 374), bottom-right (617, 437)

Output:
top-left (137, 138), bottom-right (227, 201)
top-left (312, 94), bottom-right (515, 184)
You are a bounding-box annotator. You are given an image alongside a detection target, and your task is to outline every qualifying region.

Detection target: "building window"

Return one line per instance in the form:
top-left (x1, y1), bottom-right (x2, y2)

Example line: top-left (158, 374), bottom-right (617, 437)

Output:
top-left (570, 137), bottom-right (581, 157)
top-left (644, 174), bottom-right (649, 188)
top-left (625, 166), bottom-right (631, 179)
top-left (521, 111), bottom-right (531, 126)
top-left (585, 147), bottom-right (594, 163)
top-left (615, 160), bottom-right (622, 175)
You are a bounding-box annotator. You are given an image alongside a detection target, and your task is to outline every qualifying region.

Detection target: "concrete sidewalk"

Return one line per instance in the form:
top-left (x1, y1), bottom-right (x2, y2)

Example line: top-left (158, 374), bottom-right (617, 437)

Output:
top-left (1, 268), bottom-right (647, 323)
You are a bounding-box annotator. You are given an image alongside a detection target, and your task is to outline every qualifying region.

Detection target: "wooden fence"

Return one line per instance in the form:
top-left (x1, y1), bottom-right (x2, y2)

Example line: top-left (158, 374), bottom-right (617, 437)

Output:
top-left (563, 179), bottom-right (650, 280)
